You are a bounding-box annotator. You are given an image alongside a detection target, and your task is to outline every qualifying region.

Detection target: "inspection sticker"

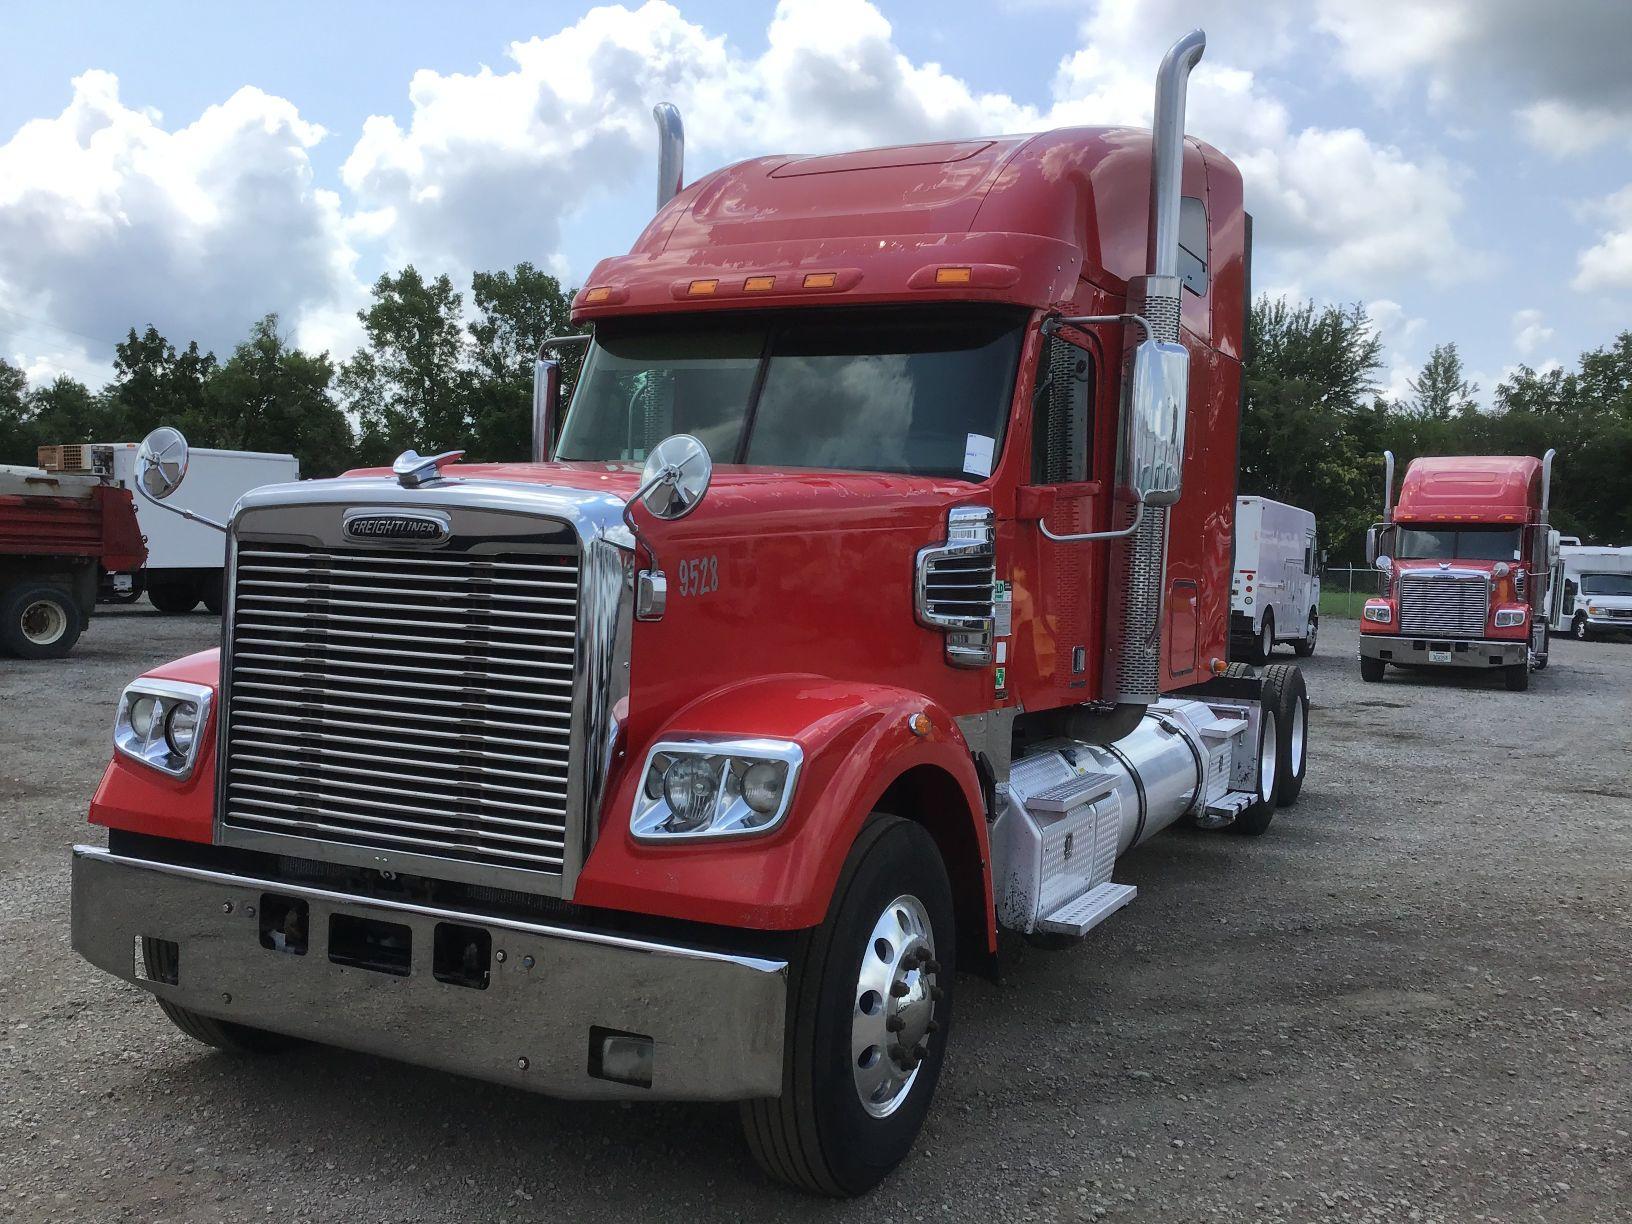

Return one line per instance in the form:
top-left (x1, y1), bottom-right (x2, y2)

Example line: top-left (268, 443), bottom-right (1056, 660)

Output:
top-left (962, 433), bottom-right (995, 478)
top-left (992, 579), bottom-right (1012, 636)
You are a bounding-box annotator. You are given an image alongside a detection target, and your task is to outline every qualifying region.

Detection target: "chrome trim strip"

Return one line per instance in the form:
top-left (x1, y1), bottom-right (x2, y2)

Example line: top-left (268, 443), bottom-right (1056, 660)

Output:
top-left (216, 474), bottom-right (635, 900)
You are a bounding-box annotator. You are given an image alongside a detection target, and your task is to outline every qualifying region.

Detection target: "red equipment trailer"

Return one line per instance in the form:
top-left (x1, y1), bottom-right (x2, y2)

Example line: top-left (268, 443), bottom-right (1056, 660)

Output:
top-left (1360, 450), bottom-right (1556, 691)
top-left (70, 30), bottom-right (1313, 1192)
top-left (0, 465), bottom-right (145, 658)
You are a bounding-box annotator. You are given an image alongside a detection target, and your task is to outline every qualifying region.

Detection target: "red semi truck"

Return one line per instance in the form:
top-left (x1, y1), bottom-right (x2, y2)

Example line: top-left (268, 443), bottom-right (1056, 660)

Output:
top-left (70, 31), bottom-right (1314, 1193)
top-left (1360, 450), bottom-right (1557, 691)
top-left (0, 463), bottom-right (145, 658)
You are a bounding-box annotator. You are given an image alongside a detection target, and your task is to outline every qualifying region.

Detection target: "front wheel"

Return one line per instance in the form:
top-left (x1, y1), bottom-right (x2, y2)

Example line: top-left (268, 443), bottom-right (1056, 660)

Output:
top-left (742, 816), bottom-right (955, 1196)
top-left (148, 579), bottom-right (200, 615)
top-left (1293, 610), bottom-right (1318, 657)
top-left (1572, 614), bottom-right (1591, 642)
top-left (1504, 663), bottom-right (1530, 692)
top-left (1360, 656), bottom-right (1386, 683)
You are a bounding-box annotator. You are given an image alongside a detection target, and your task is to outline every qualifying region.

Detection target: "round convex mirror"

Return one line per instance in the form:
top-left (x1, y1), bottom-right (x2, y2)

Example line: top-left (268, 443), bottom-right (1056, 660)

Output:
top-left (137, 427), bottom-right (191, 501)
top-left (639, 434), bottom-right (713, 520)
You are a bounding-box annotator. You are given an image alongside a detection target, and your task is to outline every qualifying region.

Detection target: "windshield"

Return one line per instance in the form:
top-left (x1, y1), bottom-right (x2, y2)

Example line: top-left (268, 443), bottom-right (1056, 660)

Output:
top-left (555, 307), bottom-right (1027, 479)
top-left (1395, 526), bottom-right (1523, 562)
top-left (1581, 573), bottom-right (1632, 596)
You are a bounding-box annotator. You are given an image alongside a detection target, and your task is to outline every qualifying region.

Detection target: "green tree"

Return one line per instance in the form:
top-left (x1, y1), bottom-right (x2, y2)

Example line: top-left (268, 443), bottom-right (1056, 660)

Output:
top-left (107, 325), bottom-right (219, 441)
top-left (339, 267), bottom-right (468, 465)
top-left (1240, 297), bottom-right (1383, 557)
top-left (0, 359), bottom-right (30, 463)
top-left (465, 262), bottom-right (579, 460)
top-left (1407, 342), bottom-right (1478, 420)
top-left (209, 314), bottom-right (356, 477)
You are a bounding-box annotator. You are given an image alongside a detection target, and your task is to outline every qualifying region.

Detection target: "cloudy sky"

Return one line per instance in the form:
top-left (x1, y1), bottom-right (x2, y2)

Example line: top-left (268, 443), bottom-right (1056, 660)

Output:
top-left (3, 0), bottom-right (1630, 404)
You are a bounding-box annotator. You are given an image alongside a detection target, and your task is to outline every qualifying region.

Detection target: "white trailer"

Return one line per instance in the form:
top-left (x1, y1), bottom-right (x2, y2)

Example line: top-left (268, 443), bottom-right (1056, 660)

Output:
top-left (1230, 495), bottom-right (1320, 663)
top-left (90, 442), bottom-right (298, 613)
top-left (1548, 545), bottom-right (1632, 640)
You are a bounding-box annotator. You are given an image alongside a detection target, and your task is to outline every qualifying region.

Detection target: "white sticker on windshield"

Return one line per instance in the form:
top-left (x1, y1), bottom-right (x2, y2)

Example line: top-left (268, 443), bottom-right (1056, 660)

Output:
top-left (963, 433), bottom-right (995, 478)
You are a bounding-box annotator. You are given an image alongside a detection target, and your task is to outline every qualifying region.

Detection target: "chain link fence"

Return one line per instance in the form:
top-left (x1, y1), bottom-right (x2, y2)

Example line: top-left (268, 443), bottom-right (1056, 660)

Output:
top-left (1319, 564), bottom-right (1386, 620)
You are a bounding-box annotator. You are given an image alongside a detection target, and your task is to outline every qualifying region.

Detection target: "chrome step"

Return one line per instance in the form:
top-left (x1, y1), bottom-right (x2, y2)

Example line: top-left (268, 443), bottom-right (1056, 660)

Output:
top-left (1035, 881), bottom-right (1137, 937)
top-left (1197, 790), bottom-right (1255, 830)
top-left (1024, 769), bottom-right (1120, 814)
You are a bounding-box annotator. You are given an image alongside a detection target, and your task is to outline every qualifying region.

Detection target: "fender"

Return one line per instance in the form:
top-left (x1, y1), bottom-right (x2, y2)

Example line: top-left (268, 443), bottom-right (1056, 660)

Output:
top-left (573, 674), bottom-right (996, 950)
top-left (88, 649), bottom-right (220, 844)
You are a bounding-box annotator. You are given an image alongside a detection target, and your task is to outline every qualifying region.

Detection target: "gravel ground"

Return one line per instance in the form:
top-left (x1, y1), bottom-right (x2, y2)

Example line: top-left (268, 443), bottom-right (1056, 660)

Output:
top-left (2, 609), bottom-right (1629, 1223)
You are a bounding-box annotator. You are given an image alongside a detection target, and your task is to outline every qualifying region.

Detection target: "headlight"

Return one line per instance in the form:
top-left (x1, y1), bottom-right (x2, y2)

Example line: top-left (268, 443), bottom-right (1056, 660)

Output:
top-left (632, 738), bottom-right (802, 841)
top-left (1494, 608), bottom-right (1527, 627)
top-left (1363, 602), bottom-right (1393, 623)
top-left (114, 678), bottom-right (212, 780)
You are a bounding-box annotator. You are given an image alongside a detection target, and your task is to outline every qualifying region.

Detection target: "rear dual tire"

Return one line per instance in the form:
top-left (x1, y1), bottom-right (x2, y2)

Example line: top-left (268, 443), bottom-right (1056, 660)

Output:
top-left (1224, 662), bottom-right (1308, 834)
top-left (0, 583), bottom-right (83, 659)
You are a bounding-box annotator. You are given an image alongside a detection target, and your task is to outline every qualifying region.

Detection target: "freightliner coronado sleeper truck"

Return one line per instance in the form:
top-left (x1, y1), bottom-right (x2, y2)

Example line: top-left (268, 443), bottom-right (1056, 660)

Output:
top-left (71, 31), bottom-right (1313, 1194)
top-left (1361, 451), bottom-right (1558, 691)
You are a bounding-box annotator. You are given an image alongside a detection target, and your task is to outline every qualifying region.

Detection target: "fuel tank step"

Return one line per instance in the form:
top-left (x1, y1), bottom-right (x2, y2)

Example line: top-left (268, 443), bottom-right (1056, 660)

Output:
top-left (1199, 790), bottom-right (1254, 830)
top-left (1035, 881), bottom-right (1137, 937)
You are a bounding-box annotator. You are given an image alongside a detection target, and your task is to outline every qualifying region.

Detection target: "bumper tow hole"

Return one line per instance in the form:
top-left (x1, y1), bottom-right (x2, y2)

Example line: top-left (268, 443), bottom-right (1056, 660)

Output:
top-left (328, 913), bottom-right (412, 977)
top-left (258, 894), bottom-right (309, 955)
top-left (433, 922), bottom-right (491, 990)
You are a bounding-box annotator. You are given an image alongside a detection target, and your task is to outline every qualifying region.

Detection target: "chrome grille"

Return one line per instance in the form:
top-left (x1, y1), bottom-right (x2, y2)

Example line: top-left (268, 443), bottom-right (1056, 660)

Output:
top-left (915, 506), bottom-right (995, 667)
top-left (1398, 571), bottom-right (1489, 638)
top-left (222, 540), bottom-right (579, 876)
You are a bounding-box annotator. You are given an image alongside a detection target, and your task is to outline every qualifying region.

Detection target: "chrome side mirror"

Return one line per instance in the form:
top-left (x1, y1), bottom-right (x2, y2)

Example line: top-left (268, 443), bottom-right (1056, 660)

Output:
top-left (1375, 555), bottom-right (1393, 573)
top-left (138, 427), bottom-right (190, 500)
top-left (1125, 337), bottom-right (1189, 505)
top-left (637, 434), bottom-right (713, 521)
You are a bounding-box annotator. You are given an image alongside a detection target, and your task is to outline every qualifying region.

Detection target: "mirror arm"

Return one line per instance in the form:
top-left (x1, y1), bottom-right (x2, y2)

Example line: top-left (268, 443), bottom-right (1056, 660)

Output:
top-left (621, 462), bottom-right (681, 568)
top-left (1038, 494), bottom-right (1146, 543)
top-left (134, 478), bottom-right (227, 534)
top-left (1041, 312), bottom-right (1155, 345)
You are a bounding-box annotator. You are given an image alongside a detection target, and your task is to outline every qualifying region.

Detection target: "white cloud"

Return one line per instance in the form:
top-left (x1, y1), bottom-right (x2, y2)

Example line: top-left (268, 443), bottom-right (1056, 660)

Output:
top-left (1366, 299), bottom-right (1426, 403)
top-left (1511, 308), bottom-right (1553, 357)
top-left (1571, 186), bottom-right (1632, 293)
top-left (1517, 100), bottom-right (1632, 158)
top-left (0, 70), bottom-right (361, 380)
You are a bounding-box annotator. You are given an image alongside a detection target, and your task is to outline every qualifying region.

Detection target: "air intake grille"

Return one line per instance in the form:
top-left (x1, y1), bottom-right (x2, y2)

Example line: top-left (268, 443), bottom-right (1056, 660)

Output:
top-left (222, 540), bottom-right (579, 875)
top-left (915, 506), bottom-right (995, 667)
top-left (1398, 571), bottom-right (1489, 638)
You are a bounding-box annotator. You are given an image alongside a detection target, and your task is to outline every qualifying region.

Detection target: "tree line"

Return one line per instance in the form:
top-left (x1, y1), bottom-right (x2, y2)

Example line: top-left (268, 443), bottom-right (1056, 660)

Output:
top-left (3, 278), bottom-right (1627, 556)
top-left (0, 262), bottom-right (581, 478)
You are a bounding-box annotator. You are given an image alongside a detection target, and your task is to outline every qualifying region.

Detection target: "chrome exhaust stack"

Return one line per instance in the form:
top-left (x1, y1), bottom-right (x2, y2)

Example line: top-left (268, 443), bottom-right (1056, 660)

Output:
top-left (653, 103), bottom-right (684, 211)
top-left (1101, 29), bottom-right (1205, 712)
top-left (1382, 450), bottom-right (1396, 520)
top-left (1539, 448), bottom-right (1556, 523)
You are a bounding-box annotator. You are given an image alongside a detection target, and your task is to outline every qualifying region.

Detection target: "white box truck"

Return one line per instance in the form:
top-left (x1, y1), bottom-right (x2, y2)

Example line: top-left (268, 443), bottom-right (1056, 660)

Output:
top-left (1548, 545), bottom-right (1632, 640)
top-left (90, 443), bottom-right (298, 613)
top-left (1230, 495), bottom-right (1320, 663)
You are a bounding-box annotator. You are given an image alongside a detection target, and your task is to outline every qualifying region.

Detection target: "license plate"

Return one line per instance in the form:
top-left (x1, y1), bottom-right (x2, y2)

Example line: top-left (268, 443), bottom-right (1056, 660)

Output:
top-left (1429, 649), bottom-right (1452, 663)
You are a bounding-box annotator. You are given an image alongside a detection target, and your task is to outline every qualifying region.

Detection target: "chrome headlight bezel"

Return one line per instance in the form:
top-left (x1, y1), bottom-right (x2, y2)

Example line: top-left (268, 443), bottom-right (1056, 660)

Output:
top-left (1493, 607), bottom-right (1527, 627)
top-left (1362, 601), bottom-right (1393, 623)
top-left (114, 678), bottom-right (212, 780)
top-left (631, 737), bottom-right (803, 842)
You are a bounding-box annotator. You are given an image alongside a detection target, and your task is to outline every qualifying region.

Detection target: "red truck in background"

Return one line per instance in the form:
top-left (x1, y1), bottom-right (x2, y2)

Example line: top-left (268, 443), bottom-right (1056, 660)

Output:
top-left (70, 30), bottom-right (1316, 1194)
top-left (1361, 450), bottom-right (1557, 691)
top-left (0, 462), bottom-right (145, 658)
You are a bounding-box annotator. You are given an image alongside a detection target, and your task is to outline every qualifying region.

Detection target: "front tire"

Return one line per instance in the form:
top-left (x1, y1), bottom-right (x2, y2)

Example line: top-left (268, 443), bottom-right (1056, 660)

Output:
top-left (742, 816), bottom-right (955, 1196)
top-left (1293, 610), bottom-right (1318, 657)
top-left (1572, 614), bottom-right (1591, 642)
top-left (1504, 663), bottom-right (1530, 692)
top-left (1249, 611), bottom-right (1275, 665)
top-left (0, 582), bottom-right (84, 659)
top-left (1360, 656), bottom-right (1386, 683)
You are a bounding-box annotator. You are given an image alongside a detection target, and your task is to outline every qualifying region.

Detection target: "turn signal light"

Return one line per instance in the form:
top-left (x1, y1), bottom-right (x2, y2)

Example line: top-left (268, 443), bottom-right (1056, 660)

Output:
top-left (802, 272), bottom-right (837, 289)
top-left (582, 286), bottom-right (612, 304)
top-left (686, 279), bottom-right (719, 296)
top-left (934, 265), bottom-right (973, 285)
top-left (743, 275), bottom-right (776, 292)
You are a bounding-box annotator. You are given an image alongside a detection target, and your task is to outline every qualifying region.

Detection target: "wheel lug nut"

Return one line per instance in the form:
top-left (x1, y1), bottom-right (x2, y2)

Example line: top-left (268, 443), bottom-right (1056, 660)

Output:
top-left (890, 980), bottom-right (910, 998)
top-left (929, 986), bottom-right (944, 1001)
top-left (926, 1020), bottom-right (940, 1035)
top-left (889, 1044), bottom-right (907, 1063)
top-left (885, 1015), bottom-right (905, 1032)
top-left (924, 959), bottom-right (942, 975)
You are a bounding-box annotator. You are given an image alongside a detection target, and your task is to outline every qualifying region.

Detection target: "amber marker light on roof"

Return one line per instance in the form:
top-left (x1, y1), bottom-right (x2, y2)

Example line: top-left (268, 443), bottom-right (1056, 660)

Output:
top-left (583, 286), bottom-right (612, 303)
top-left (687, 279), bottom-right (719, 296)
top-left (802, 272), bottom-right (837, 288)
top-left (934, 266), bottom-right (973, 285)
top-left (743, 275), bottom-right (776, 292)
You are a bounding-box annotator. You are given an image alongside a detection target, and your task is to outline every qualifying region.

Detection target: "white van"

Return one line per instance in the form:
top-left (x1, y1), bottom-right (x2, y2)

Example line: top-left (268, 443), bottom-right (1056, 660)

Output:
top-left (1230, 495), bottom-right (1320, 663)
top-left (1548, 545), bottom-right (1632, 640)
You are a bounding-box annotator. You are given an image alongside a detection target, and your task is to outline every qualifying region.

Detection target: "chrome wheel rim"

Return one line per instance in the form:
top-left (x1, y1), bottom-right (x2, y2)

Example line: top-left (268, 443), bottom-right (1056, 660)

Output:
top-left (1289, 698), bottom-right (1305, 778)
top-left (20, 598), bottom-right (67, 646)
top-left (1258, 709), bottom-right (1278, 802)
top-left (851, 894), bottom-right (938, 1118)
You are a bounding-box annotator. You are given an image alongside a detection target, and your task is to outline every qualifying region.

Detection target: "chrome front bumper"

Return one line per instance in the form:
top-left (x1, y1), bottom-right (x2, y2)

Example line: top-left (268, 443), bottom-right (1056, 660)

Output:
top-left (70, 845), bottom-right (788, 1101)
top-left (1357, 634), bottom-right (1527, 668)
